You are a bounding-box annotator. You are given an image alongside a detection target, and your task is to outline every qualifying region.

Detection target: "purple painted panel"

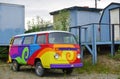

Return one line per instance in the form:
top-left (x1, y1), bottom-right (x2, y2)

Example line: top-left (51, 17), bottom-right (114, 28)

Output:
top-left (50, 63), bottom-right (83, 68)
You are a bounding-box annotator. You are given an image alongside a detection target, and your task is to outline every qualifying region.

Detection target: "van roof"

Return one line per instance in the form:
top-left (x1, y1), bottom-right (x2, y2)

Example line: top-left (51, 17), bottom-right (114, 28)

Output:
top-left (14, 30), bottom-right (70, 37)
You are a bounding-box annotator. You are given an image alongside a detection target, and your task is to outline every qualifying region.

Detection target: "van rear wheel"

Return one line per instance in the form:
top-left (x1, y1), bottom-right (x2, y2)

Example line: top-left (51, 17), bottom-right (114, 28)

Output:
top-left (35, 62), bottom-right (44, 77)
top-left (12, 60), bottom-right (20, 71)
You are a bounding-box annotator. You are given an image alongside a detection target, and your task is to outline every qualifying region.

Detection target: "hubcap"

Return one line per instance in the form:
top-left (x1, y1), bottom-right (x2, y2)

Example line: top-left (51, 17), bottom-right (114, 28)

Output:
top-left (36, 63), bottom-right (44, 76)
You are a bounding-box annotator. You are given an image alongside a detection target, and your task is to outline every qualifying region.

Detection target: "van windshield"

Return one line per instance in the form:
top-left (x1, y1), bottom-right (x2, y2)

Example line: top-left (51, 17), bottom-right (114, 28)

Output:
top-left (49, 32), bottom-right (77, 44)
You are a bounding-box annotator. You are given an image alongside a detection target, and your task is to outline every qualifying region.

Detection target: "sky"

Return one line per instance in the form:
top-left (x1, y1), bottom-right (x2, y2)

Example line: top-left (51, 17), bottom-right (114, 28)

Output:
top-left (0, 0), bottom-right (120, 29)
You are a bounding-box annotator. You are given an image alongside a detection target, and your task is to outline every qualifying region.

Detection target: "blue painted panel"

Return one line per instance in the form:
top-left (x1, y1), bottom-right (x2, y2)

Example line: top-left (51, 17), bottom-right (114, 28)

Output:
top-left (70, 10), bottom-right (78, 37)
top-left (0, 28), bottom-right (23, 44)
top-left (0, 3), bottom-right (24, 45)
top-left (77, 11), bottom-right (101, 25)
top-left (77, 11), bottom-right (101, 42)
top-left (70, 10), bottom-right (101, 42)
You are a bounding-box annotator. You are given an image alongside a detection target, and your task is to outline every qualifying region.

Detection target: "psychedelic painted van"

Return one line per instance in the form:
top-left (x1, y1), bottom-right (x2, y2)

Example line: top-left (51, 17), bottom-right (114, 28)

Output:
top-left (8, 31), bottom-right (83, 76)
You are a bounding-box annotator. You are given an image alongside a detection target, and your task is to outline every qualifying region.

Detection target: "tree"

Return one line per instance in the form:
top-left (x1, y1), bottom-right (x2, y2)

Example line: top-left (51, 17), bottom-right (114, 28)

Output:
top-left (25, 16), bottom-right (52, 33)
top-left (53, 10), bottom-right (70, 31)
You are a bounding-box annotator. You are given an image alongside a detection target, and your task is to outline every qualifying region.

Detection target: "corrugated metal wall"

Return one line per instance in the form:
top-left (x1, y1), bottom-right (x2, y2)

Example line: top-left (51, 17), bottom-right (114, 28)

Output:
top-left (70, 10), bottom-right (101, 42)
top-left (0, 3), bottom-right (24, 45)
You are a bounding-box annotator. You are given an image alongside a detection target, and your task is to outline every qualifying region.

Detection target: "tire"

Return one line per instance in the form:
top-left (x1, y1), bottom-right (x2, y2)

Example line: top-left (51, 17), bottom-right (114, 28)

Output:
top-left (12, 60), bottom-right (20, 71)
top-left (35, 62), bottom-right (44, 77)
top-left (62, 68), bottom-right (73, 75)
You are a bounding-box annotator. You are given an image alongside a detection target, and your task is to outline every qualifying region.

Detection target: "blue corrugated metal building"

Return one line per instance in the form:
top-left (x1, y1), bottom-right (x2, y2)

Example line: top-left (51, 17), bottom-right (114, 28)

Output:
top-left (100, 3), bottom-right (120, 42)
top-left (0, 3), bottom-right (24, 45)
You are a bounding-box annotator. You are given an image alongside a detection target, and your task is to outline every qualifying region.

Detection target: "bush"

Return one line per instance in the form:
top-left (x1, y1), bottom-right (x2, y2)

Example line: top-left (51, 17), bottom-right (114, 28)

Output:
top-left (0, 46), bottom-right (9, 62)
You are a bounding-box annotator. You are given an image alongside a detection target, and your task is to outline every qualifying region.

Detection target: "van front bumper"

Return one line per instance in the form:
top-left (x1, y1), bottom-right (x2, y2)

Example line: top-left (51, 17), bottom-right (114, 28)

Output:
top-left (50, 63), bottom-right (83, 68)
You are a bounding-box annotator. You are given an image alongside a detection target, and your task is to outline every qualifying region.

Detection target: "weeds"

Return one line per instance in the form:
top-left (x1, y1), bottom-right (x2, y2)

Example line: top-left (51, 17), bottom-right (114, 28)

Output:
top-left (118, 76), bottom-right (120, 79)
top-left (108, 52), bottom-right (120, 61)
top-left (75, 54), bottom-right (120, 74)
top-left (75, 59), bottom-right (110, 74)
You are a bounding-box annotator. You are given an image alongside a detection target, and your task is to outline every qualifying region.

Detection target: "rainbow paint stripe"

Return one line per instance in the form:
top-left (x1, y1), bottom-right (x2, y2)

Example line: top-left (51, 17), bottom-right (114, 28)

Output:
top-left (9, 44), bottom-right (83, 68)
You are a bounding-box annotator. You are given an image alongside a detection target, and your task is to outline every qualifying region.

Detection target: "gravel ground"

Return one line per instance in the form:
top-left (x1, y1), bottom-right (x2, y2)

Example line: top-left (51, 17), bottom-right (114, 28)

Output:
top-left (0, 64), bottom-right (119, 79)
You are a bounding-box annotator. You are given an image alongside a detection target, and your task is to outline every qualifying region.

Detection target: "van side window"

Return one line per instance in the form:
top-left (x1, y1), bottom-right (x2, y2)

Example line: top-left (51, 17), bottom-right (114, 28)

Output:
top-left (13, 37), bottom-right (22, 45)
top-left (23, 36), bottom-right (34, 44)
top-left (37, 35), bottom-right (46, 44)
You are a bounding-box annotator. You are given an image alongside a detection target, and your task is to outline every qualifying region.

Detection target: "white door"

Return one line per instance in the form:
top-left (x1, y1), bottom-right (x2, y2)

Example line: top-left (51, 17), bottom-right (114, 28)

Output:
top-left (110, 8), bottom-right (120, 41)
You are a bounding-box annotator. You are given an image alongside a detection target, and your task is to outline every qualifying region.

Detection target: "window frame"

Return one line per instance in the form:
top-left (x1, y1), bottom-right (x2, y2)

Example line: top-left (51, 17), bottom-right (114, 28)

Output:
top-left (23, 35), bottom-right (35, 45)
top-left (36, 34), bottom-right (47, 45)
top-left (12, 37), bottom-right (23, 45)
top-left (48, 32), bottom-right (78, 44)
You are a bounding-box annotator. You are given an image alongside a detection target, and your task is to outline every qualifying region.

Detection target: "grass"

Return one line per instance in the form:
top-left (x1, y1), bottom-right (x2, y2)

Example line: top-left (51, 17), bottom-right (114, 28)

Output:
top-left (76, 58), bottom-right (110, 74)
top-left (108, 52), bottom-right (120, 61)
top-left (118, 77), bottom-right (120, 79)
top-left (75, 54), bottom-right (120, 74)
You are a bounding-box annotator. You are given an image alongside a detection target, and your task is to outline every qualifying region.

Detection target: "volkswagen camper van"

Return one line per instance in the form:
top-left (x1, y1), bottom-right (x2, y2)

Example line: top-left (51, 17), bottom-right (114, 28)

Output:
top-left (8, 31), bottom-right (83, 76)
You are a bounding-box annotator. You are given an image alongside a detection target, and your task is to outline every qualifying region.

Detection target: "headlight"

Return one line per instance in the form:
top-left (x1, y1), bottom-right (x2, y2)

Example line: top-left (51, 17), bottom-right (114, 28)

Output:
top-left (77, 54), bottom-right (81, 59)
top-left (54, 53), bottom-right (59, 59)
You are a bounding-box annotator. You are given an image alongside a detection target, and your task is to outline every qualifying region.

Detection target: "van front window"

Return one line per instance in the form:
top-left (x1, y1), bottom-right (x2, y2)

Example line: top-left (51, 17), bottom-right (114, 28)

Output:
top-left (49, 32), bottom-right (77, 44)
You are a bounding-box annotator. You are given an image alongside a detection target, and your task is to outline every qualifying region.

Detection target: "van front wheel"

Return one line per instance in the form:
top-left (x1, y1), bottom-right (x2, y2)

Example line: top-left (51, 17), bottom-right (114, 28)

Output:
top-left (35, 62), bottom-right (44, 77)
top-left (12, 60), bottom-right (20, 71)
